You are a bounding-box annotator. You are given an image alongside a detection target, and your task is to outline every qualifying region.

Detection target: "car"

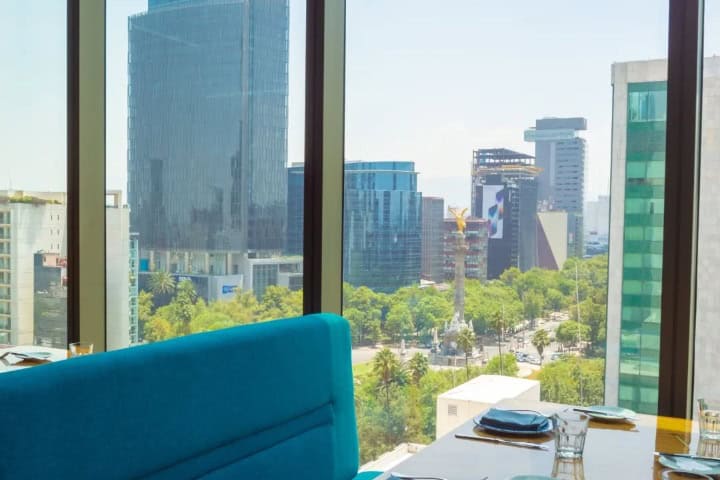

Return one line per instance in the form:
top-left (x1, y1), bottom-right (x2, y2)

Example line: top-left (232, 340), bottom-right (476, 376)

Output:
top-left (550, 352), bottom-right (562, 361)
top-left (526, 354), bottom-right (541, 365)
top-left (515, 352), bottom-right (528, 362)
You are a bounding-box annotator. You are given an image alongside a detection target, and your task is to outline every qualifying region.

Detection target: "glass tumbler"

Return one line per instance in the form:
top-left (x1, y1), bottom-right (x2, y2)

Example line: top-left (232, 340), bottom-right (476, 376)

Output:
top-left (69, 342), bottom-right (94, 357)
top-left (698, 399), bottom-right (720, 440)
top-left (554, 411), bottom-right (589, 459)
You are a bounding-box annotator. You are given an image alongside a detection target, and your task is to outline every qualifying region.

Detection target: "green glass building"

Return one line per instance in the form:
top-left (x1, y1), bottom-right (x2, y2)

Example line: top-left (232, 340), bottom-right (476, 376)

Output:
top-left (616, 81), bottom-right (667, 414)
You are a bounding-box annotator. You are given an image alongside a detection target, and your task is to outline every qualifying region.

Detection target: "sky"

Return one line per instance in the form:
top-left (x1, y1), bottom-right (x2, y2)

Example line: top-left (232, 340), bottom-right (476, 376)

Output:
top-left (2, 0), bottom-right (719, 211)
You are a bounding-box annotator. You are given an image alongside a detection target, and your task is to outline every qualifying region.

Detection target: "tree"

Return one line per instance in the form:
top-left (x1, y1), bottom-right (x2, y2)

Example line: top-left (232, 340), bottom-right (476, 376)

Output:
top-left (172, 279), bottom-right (198, 335)
top-left (413, 296), bottom-right (452, 335)
top-left (555, 320), bottom-right (591, 348)
top-left (545, 288), bottom-right (567, 311)
top-left (143, 315), bottom-right (174, 342)
top-left (538, 357), bottom-right (604, 406)
top-left (523, 290), bottom-right (545, 323)
top-left (138, 291), bottom-right (154, 338)
top-left (148, 271), bottom-right (175, 296)
top-left (531, 329), bottom-right (551, 364)
top-left (372, 348), bottom-right (405, 410)
top-left (385, 303), bottom-right (414, 342)
top-left (406, 352), bottom-right (429, 386)
top-left (456, 328), bottom-right (476, 380)
top-left (483, 353), bottom-right (519, 377)
top-left (345, 307), bottom-right (382, 345)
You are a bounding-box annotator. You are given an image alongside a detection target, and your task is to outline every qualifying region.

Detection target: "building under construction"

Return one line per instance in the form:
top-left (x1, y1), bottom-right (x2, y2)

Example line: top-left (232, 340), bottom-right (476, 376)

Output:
top-left (471, 148), bottom-right (540, 278)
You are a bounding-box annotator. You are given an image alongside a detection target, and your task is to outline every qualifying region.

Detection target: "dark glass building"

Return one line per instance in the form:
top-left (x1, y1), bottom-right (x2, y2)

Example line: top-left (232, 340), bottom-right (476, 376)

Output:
top-left (286, 164), bottom-right (304, 255)
top-left (286, 161), bottom-right (422, 293)
top-left (128, 0), bottom-right (289, 255)
top-left (471, 148), bottom-right (539, 279)
top-left (344, 162), bottom-right (422, 293)
top-left (421, 196), bottom-right (445, 282)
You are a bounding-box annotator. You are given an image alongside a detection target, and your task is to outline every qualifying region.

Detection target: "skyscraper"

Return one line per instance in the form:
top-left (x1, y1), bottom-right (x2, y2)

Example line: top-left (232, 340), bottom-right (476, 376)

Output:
top-left (471, 148), bottom-right (539, 278)
top-left (421, 196), bottom-right (445, 283)
top-left (286, 163), bottom-right (304, 256)
top-left (525, 117), bottom-right (587, 258)
top-left (605, 57), bottom-right (720, 413)
top-left (128, 0), bottom-right (289, 278)
top-left (344, 161), bottom-right (422, 293)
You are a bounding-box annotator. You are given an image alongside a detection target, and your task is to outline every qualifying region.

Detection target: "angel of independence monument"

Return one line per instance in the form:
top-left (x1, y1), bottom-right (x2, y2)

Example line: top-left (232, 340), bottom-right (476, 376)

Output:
top-left (430, 207), bottom-right (481, 367)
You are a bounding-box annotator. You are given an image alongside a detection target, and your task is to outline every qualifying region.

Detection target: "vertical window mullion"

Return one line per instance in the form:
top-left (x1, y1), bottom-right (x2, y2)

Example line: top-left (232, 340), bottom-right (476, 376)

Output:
top-left (67, 0), bottom-right (107, 351)
top-left (658, 0), bottom-right (704, 418)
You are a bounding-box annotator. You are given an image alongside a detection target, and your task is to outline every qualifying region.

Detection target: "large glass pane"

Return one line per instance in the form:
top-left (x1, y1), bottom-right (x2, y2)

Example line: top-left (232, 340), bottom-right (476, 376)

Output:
top-left (0, 1), bottom-right (67, 349)
top-left (106, 0), bottom-right (304, 348)
top-left (693, 0), bottom-right (720, 408)
top-left (342, 0), bottom-right (668, 469)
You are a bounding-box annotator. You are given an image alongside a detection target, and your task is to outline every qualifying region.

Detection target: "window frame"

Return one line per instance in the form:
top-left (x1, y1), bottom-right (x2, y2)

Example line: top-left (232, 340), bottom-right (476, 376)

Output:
top-left (65, 0), bottom-right (703, 419)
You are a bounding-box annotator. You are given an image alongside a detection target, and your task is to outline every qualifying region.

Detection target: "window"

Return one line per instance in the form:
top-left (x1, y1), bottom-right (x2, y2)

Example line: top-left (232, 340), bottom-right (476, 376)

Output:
top-left (0, 1), bottom-right (67, 348)
top-left (106, 0), bottom-right (305, 347)
top-left (344, 0), bottom-right (668, 466)
top-left (693, 0), bottom-right (720, 409)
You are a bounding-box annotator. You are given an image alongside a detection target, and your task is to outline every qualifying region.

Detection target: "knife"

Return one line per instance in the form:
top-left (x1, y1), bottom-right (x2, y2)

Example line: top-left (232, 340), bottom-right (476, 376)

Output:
top-left (655, 451), bottom-right (720, 464)
top-left (455, 433), bottom-right (549, 451)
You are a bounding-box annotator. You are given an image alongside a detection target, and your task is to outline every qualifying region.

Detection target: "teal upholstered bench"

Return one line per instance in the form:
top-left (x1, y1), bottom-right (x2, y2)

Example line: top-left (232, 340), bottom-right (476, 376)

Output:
top-left (0, 313), bottom-right (381, 480)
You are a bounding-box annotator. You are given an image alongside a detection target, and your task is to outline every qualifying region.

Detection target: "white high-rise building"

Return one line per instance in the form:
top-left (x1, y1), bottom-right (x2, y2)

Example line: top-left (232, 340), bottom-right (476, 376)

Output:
top-left (0, 191), bottom-right (131, 349)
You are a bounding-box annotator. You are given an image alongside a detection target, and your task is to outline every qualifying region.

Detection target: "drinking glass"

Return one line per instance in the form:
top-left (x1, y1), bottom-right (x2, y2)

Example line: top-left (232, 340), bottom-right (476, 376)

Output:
top-left (698, 399), bottom-right (720, 440)
top-left (697, 438), bottom-right (720, 459)
top-left (69, 342), bottom-right (94, 357)
top-left (552, 457), bottom-right (585, 480)
top-left (553, 411), bottom-right (589, 459)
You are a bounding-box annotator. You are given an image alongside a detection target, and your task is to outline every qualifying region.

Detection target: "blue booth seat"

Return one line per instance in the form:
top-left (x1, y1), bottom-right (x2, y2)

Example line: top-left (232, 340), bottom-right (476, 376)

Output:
top-left (0, 313), bottom-right (381, 480)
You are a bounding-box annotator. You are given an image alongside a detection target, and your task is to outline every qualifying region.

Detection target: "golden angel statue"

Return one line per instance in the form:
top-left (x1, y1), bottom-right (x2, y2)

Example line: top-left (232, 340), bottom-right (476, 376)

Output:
top-left (448, 207), bottom-right (468, 233)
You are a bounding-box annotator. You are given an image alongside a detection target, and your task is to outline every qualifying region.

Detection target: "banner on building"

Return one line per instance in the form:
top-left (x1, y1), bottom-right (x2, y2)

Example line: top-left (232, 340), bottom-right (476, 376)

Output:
top-left (483, 185), bottom-right (505, 239)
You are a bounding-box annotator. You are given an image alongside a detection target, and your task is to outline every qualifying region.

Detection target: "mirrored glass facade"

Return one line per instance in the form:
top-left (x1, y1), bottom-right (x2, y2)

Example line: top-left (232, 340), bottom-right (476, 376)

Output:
top-left (343, 161), bottom-right (422, 293)
top-left (127, 0), bottom-right (289, 255)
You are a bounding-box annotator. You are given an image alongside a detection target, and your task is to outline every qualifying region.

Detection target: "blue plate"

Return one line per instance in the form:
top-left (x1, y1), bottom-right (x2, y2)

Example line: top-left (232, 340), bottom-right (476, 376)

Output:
top-left (473, 415), bottom-right (554, 436)
top-left (658, 454), bottom-right (720, 476)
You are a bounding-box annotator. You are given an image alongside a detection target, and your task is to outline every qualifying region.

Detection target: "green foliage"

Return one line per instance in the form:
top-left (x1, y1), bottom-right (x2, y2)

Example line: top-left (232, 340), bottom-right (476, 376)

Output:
top-left (464, 280), bottom-right (523, 334)
top-left (531, 329), bottom-right (551, 361)
top-left (407, 352), bottom-right (429, 386)
top-left (483, 353), bottom-right (519, 377)
top-left (538, 356), bottom-right (605, 406)
top-left (523, 290), bottom-right (545, 322)
top-left (456, 328), bottom-right (476, 379)
top-left (140, 284), bottom-right (304, 343)
top-left (385, 303), bottom-right (414, 342)
top-left (148, 271), bottom-right (176, 296)
top-left (555, 320), bottom-right (591, 347)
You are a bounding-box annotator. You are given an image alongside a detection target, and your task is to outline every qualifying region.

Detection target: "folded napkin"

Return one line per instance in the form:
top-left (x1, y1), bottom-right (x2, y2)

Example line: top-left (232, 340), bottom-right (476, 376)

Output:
top-left (478, 408), bottom-right (550, 432)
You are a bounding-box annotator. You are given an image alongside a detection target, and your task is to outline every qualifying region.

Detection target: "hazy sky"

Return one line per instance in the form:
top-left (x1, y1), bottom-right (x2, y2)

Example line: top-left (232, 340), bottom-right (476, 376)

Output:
top-left (2, 0), bottom-right (719, 211)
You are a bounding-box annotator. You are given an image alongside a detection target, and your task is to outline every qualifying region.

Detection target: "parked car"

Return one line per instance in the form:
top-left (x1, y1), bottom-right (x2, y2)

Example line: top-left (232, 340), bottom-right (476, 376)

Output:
top-left (526, 354), bottom-right (541, 365)
top-left (515, 352), bottom-right (528, 362)
top-left (550, 352), bottom-right (562, 361)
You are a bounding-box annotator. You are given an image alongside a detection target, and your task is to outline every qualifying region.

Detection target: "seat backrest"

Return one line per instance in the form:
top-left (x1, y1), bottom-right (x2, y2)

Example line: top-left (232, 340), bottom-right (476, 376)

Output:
top-left (0, 313), bottom-right (359, 480)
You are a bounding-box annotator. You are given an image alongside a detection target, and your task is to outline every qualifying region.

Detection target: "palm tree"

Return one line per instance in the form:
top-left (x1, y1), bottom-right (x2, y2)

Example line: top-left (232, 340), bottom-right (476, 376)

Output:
top-left (373, 348), bottom-right (404, 410)
top-left (407, 352), bottom-right (429, 386)
top-left (531, 329), bottom-right (551, 365)
top-left (149, 271), bottom-right (175, 296)
top-left (456, 328), bottom-right (476, 380)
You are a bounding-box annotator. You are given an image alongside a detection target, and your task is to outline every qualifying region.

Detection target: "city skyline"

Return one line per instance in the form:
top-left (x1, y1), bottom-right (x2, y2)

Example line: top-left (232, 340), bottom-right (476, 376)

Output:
top-left (6, 1), bottom-right (720, 210)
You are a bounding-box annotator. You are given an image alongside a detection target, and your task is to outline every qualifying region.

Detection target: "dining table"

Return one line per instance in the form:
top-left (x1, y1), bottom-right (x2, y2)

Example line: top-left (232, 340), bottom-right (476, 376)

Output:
top-left (0, 345), bottom-right (69, 373)
top-left (372, 398), bottom-right (714, 480)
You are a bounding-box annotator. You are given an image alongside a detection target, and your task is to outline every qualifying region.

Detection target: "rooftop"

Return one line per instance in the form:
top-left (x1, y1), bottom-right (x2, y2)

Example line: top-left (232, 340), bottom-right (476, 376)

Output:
top-left (438, 375), bottom-right (539, 403)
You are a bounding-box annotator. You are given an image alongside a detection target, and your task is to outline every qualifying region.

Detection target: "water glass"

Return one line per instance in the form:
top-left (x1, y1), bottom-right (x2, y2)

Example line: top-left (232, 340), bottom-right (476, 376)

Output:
top-left (553, 411), bottom-right (589, 459)
top-left (698, 398), bottom-right (720, 440)
top-left (69, 342), bottom-right (94, 357)
top-left (552, 457), bottom-right (585, 480)
top-left (697, 438), bottom-right (720, 459)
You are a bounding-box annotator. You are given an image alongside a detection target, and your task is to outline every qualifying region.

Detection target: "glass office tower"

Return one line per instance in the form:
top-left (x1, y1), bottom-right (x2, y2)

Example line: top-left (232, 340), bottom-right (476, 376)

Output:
top-left (127, 0), bottom-right (289, 256)
top-left (606, 60), bottom-right (667, 414)
top-left (343, 161), bottom-right (422, 293)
